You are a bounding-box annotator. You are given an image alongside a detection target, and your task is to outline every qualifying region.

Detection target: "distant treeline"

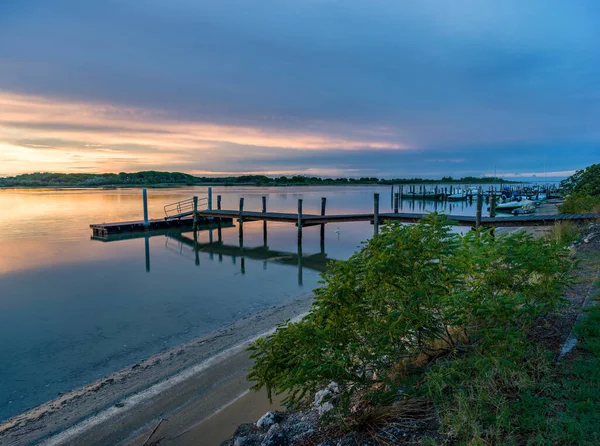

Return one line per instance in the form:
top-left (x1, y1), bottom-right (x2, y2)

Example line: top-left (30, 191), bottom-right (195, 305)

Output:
top-left (0, 171), bottom-right (513, 188)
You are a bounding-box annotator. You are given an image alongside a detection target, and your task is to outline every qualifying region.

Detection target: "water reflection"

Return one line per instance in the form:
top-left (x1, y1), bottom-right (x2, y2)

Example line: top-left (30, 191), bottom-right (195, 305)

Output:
top-left (102, 221), bottom-right (331, 287)
top-left (0, 185), bottom-right (493, 421)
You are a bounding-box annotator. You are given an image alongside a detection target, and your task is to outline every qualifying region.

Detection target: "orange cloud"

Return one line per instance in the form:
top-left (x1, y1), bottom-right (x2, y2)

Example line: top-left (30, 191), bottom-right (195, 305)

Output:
top-left (0, 91), bottom-right (408, 175)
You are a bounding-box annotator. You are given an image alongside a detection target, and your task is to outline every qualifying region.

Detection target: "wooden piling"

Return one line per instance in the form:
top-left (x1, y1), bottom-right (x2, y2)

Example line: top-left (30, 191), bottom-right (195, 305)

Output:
top-left (208, 187), bottom-right (213, 210)
top-left (239, 197), bottom-right (244, 247)
top-left (475, 189), bottom-right (482, 229)
top-left (262, 196), bottom-right (268, 248)
top-left (217, 195), bottom-right (222, 210)
top-left (374, 193), bottom-right (380, 235)
top-left (142, 189), bottom-right (149, 227)
top-left (320, 197), bottom-right (326, 253)
top-left (394, 193), bottom-right (399, 213)
top-left (297, 198), bottom-right (303, 243)
top-left (489, 194), bottom-right (496, 218)
top-left (192, 196), bottom-right (198, 230)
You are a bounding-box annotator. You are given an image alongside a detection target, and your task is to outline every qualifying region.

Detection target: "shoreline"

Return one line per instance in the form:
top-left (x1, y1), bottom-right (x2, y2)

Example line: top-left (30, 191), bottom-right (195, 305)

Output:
top-left (0, 180), bottom-right (523, 190)
top-left (0, 294), bottom-right (313, 446)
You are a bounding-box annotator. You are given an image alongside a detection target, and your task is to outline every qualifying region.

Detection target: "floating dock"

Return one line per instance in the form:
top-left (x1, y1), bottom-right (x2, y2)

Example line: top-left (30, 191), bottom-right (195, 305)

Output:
top-left (90, 216), bottom-right (234, 238)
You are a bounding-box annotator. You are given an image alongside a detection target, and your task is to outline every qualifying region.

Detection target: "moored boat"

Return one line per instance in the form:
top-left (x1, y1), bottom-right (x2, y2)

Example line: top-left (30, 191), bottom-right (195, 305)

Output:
top-left (496, 199), bottom-right (535, 211)
top-left (447, 189), bottom-right (466, 200)
top-left (512, 204), bottom-right (536, 215)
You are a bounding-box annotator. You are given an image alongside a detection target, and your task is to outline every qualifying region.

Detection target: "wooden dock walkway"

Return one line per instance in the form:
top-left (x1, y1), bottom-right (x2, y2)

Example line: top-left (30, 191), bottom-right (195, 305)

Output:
top-left (90, 189), bottom-right (599, 240)
top-left (197, 209), bottom-right (599, 228)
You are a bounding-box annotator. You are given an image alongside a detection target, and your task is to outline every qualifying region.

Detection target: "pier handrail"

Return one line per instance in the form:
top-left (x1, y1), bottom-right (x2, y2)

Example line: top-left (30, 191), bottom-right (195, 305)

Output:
top-left (164, 197), bottom-right (208, 219)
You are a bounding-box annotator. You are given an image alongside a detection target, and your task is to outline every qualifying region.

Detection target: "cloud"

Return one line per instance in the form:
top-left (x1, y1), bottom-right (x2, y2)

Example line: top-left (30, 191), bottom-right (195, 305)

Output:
top-left (0, 1), bottom-right (599, 177)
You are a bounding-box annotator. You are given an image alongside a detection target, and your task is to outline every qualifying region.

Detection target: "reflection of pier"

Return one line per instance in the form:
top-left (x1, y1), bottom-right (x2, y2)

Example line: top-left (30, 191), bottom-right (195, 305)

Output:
top-left (168, 230), bottom-right (329, 278)
top-left (92, 220), bottom-right (330, 284)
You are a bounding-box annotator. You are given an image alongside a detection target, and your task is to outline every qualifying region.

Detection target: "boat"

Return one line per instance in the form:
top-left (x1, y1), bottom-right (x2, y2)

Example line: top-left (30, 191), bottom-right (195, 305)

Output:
top-left (447, 189), bottom-right (466, 200)
top-left (495, 199), bottom-right (535, 211)
top-left (423, 191), bottom-right (443, 200)
top-left (512, 204), bottom-right (536, 215)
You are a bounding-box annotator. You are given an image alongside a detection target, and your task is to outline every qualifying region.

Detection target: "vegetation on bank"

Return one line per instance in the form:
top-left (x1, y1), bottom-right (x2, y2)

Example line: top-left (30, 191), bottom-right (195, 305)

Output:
top-left (248, 213), bottom-right (600, 444)
top-left (0, 171), bottom-right (513, 188)
top-left (560, 163), bottom-right (600, 214)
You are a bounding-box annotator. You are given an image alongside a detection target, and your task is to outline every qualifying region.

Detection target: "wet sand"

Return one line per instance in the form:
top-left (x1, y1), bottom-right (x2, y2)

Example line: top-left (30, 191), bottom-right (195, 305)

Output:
top-left (0, 294), bottom-right (312, 446)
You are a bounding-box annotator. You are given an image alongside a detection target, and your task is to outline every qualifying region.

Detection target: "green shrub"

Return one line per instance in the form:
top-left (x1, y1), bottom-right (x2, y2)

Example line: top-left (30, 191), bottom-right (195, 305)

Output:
top-left (560, 192), bottom-right (600, 214)
top-left (248, 215), bottom-right (572, 411)
top-left (560, 164), bottom-right (600, 197)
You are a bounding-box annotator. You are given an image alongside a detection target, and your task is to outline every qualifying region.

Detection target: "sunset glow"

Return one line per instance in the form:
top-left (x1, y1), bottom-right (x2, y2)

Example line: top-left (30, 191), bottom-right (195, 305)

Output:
top-left (0, 91), bottom-right (407, 176)
top-left (1, 1), bottom-right (598, 178)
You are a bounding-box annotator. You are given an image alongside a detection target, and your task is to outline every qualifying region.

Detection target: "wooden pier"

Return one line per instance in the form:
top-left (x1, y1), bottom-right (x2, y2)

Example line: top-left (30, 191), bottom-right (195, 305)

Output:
top-left (90, 189), bottom-right (599, 241)
top-left (195, 209), bottom-right (599, 228)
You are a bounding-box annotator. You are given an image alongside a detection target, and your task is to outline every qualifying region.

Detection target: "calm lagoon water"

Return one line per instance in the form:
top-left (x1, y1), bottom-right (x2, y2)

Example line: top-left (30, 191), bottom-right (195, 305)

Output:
top-left (0, 185), bottom-right (483, 421)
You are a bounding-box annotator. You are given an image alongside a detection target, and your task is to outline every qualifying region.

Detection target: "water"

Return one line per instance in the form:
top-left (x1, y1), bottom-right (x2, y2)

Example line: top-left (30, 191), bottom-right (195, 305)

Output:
top-left (0, 185), bottom-right (485, 421)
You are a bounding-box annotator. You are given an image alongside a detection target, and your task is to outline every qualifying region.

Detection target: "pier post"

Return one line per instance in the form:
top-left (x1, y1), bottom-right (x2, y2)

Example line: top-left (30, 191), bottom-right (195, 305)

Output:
top-left (297, 198), bottom-right (303, 244)
top-left (320, 197), bottom-right (327, 253)
top-left (217, 195), bottom-right (222, 210)
top-left (208, 187), bottom-right (213, 210)
top-left (142, 188), bottom-right (149, 227)
top-left (374, 193), bottom-right (380, 235)
top-left (262, 196), bottom-right (268, 248)
top-left (239, 198), bottom-right (244, 248)
top-left (394, 193), bottom-right (399, 213)
top-left (193, 196), bottom-right (198, 231)
top-left (400, 185), bottom-right (403, 201)
top-left (489, 194), bottom-right (496, 218)
top-left (475, 189), bottom-right (483, 230)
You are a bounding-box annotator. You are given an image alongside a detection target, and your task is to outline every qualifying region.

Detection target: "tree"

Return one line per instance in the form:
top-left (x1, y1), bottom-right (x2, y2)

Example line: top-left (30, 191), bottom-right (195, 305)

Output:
top-left (248, 215), bottom-right (571, 411)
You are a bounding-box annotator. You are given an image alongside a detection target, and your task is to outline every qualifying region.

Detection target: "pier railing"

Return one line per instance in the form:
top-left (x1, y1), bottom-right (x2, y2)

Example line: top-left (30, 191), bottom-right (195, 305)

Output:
top-left (164, 197), bottom-right (207, 219)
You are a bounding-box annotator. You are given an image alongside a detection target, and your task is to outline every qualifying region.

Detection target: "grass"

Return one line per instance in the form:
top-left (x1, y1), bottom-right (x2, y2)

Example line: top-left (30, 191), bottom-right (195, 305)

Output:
top-left (548, 221), bottom-right (582, 245)
top-left (418, 295), bottom-right (600, 446)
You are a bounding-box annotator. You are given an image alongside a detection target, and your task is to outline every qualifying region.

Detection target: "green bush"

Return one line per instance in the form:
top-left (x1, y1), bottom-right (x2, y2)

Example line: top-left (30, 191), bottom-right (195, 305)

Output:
top-left (560, 163), bottom-right (600, 197)
top-left (560, 192), bottom-right (600, 214)
top-left (248, 215), bottom-right (572, 411)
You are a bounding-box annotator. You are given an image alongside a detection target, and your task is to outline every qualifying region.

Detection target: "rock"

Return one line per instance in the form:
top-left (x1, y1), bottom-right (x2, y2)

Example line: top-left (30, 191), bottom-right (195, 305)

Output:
top-left (286, 421), bottom-right (314, 443)
top-left (261, 423), bottom-right (289, 446)
top-left (233, 423), bottom-right (258, 438)
top-left (313, 382), bottom-right (340, 416)
top-left (256, 411), bottom-right (281, 430)
top-left (233, 436), bottom-right (261, 446)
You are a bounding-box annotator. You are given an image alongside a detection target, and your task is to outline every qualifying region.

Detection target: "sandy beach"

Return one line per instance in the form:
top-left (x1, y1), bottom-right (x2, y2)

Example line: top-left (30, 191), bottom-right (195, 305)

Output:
top-left (0, 294), bottom-right (313, 446)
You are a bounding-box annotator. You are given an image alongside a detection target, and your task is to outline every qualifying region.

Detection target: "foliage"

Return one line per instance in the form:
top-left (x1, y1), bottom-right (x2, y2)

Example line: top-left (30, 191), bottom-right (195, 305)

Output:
top-left (560, 163), bottom-right (600, 214)
top-left (560, 163), bottom-right (600, 197)
top-left (560, 192), bottom-right (600, 214)
top-left (0, 171), bottom-right (514, 188)
top-left (425, 295), bottom-right (600, 445)
top-left (247, 215), bottom-right (572, 412)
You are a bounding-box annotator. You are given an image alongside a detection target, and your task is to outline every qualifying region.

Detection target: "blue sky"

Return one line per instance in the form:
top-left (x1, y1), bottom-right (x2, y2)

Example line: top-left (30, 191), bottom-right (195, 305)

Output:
top-left (0, 0), bottom-right (598, 179)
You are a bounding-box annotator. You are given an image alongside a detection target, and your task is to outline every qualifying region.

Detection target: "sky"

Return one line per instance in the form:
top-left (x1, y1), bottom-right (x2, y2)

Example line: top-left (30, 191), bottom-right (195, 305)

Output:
top-left (0, 0), bottom-right (598, 180)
